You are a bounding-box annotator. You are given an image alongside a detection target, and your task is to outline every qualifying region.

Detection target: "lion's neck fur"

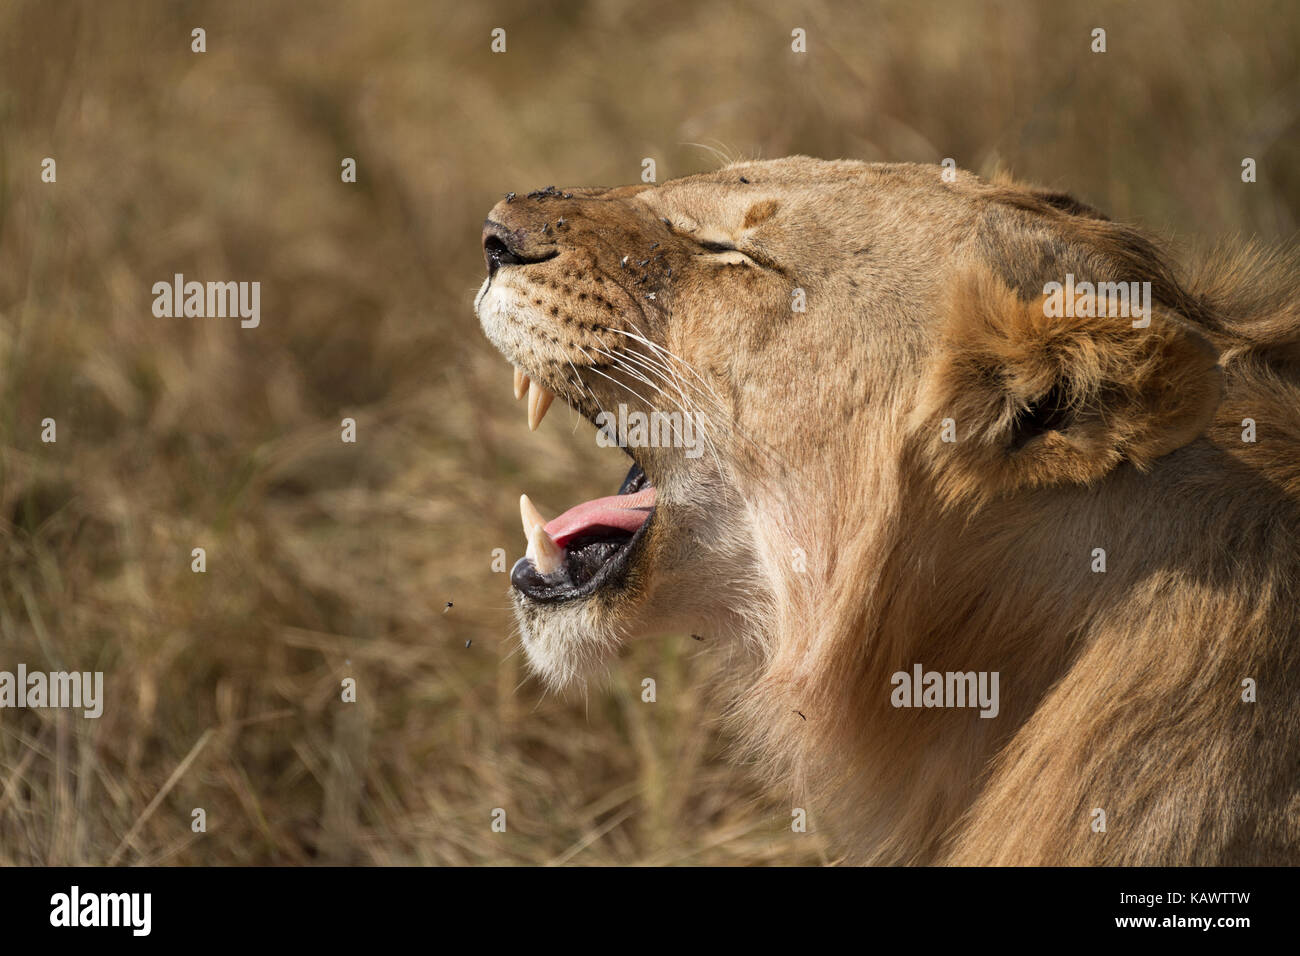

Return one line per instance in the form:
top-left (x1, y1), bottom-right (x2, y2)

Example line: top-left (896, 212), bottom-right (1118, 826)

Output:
top-left (733, 285), bottom-right (1300, 864)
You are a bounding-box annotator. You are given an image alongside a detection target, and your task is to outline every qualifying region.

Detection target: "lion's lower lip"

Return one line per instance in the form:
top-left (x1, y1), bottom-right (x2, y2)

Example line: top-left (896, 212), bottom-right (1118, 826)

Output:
top-left (512, 463), bottom-right (654, 603)
top-left (511, 508), bottom-right (653, 603)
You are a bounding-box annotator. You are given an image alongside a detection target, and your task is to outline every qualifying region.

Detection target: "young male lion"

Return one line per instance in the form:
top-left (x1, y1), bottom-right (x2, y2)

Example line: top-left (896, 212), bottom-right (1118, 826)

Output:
top-left (474, 157), bottom-right (1300, 865)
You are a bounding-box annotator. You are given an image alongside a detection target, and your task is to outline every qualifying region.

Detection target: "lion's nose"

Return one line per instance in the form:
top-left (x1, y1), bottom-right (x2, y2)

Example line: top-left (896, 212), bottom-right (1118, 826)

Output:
top-left (482, 221), bottom-right (557, 276)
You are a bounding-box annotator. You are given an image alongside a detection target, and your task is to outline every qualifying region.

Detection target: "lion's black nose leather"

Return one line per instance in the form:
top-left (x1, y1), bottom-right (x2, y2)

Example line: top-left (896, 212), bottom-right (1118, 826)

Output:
top-left (482, 221), bottom-right (557, 276)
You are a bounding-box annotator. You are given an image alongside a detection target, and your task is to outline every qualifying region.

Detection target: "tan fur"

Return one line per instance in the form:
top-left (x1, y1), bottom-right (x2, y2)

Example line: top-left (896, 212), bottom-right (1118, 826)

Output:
top-left (913, 270), bottom-right (1223, 506)
top-left (476, 157), bottom-right (1300, 864)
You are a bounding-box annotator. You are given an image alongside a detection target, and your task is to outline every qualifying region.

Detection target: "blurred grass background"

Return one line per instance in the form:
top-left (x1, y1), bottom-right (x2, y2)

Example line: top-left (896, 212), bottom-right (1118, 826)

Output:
top-left (0, 0), bottom-right (1294, 865)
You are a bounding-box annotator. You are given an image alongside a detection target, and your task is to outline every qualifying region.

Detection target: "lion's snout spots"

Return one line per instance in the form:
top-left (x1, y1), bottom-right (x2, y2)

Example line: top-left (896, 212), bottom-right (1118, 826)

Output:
top-left (479, 187), bottom-right (689, 406)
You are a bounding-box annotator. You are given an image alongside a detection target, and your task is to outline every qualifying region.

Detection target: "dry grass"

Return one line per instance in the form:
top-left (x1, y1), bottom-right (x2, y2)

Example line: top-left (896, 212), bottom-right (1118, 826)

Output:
top-left (0, 0), bottom-right (1294, 864)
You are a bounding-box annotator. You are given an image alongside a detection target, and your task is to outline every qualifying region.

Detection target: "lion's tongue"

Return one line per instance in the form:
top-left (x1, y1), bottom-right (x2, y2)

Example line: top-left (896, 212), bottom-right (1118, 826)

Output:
top-left (544, 487), bottom-right (656, 548)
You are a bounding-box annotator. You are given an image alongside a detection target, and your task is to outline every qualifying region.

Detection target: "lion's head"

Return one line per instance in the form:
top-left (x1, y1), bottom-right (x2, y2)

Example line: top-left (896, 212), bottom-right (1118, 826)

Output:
top-left (475, 157), bottom-right (1300, 864)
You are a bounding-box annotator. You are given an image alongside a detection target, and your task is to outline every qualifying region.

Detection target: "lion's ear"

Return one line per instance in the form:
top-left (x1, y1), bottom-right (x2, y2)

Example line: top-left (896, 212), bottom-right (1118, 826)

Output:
top-left (912, 269), bottom-right (1222, 504)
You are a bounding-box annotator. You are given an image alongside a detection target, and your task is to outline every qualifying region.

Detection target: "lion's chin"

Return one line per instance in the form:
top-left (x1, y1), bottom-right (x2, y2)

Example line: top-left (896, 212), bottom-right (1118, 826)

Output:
top-left (506, 458), bottom-right (663, 688)
top-left (512, 598), bottom-right (632, 690)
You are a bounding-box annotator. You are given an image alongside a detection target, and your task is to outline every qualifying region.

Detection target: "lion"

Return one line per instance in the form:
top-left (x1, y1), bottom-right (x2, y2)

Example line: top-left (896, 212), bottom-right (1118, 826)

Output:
top-left (474, 157), bottom-right (1300, 865)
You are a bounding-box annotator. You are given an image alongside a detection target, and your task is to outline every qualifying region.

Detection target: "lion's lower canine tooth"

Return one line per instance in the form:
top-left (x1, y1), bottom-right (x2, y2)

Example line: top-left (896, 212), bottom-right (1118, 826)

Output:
top-left (526, 524), bottom-right (564, 574)
top-left (527, 380), bottom-right (554, 430)
top-left (520, 494), bottom-right (563, 573)
top-left (513, 368), bottom-right (529, 401)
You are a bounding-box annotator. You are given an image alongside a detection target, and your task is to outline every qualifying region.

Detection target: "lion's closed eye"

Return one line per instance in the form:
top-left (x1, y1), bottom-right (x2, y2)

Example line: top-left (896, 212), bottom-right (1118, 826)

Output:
top-left (699, 244), bottom-right (754, 266)
top-left (696, 238), bottom-right (781, 271)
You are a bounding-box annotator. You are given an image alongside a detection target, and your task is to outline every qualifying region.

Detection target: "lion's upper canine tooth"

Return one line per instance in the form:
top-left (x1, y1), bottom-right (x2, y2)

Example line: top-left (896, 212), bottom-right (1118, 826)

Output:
top-left (520, 493), bottom-right (547, 537)
top-left (527, 380), bottom-right (555, 431)
top-left (513, 367), bottom-right (529, 401)
top-left (520, 494), bottom-right (562, 573)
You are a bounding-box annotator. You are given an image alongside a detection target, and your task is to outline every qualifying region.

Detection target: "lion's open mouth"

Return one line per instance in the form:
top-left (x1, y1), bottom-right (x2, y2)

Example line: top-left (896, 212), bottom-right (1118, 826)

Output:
top-left (509, 372), bottom-right (657, 603)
